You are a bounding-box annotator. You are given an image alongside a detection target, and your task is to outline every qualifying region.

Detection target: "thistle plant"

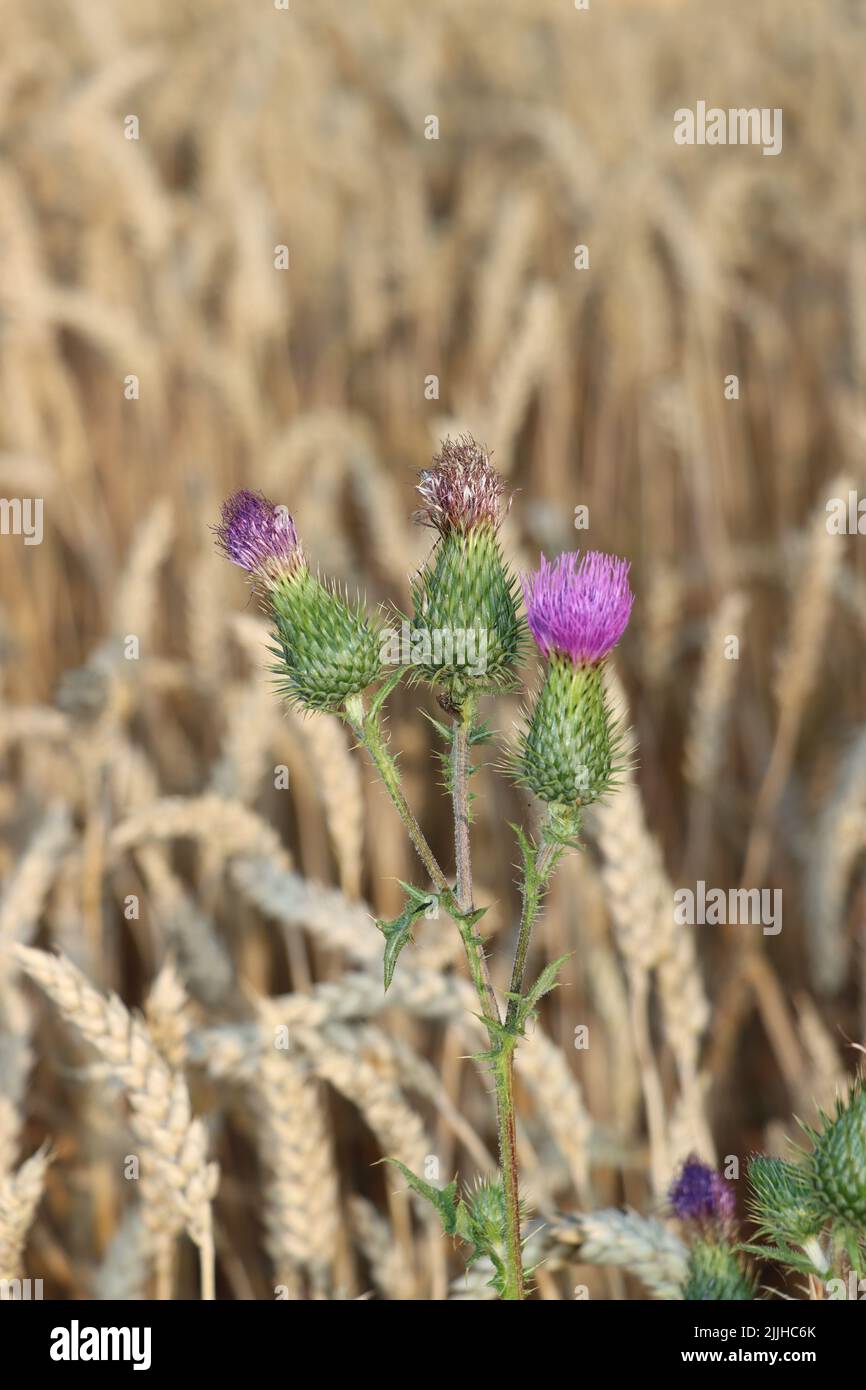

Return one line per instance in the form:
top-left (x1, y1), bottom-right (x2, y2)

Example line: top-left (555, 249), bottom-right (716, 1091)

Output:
top-left (215, 439), bottom-right (634, 1299)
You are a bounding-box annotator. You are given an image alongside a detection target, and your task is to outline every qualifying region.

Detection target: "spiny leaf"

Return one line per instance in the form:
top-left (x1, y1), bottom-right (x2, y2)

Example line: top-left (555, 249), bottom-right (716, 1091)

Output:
top-left (377, 884), bottom-right (439, 989)
top-left (380, 1159), bottom-right (462, 1236)
top-left (516, 952), bottom-right (572, 1030)
top-left (419, 709), bottom-right (453, 743)
top-left (468, 720), bottom-right (494, 746)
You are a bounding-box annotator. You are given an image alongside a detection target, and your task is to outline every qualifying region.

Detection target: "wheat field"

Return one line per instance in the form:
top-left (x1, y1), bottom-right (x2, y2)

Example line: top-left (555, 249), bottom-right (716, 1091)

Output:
top-left (1, 0), bottom-right (865, 1301)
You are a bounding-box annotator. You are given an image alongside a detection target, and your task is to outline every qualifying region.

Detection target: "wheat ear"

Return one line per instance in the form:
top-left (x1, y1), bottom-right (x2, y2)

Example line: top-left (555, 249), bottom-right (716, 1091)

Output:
top-left (13, 945), bottom-right (218, 1298)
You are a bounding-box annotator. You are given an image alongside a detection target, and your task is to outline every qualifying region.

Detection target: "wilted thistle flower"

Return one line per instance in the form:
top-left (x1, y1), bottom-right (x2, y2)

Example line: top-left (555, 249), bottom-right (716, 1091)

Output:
top-left (668, 1155), bottom-right (736, 1228)
top-left (515, 550), bottom-right (633, 807)
top-left (409, 436), bottom-right (523, 702)
top-left (215, 489), bottom-right (382, 712)
top-left (805, 1076), bottom-right (866, 1228)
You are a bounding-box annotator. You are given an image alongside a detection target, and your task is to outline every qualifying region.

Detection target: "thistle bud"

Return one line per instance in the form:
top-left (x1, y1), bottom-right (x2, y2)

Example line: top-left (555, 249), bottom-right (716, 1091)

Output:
top-left (409, 436), bottom-right (522, 701)
top-left (807, 1078), bottom-right (866, 1227)
top-left (682, 1239), bottom-right (756, 1301)
top-left (215, 490), bottom-right (382, 712)
top-left (515, 551), bottom-right (633, 807)
top-left (747, 1155), bottom-right (824, 1247)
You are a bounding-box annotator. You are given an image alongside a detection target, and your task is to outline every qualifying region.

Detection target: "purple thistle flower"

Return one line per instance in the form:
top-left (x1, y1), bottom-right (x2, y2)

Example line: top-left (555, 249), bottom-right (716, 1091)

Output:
top-left (214, 490), bottom-right (302, 588)
top-left (414, 435), bottom-right (509, 533)
top-left (522, 551), bottom-right (633, 666)
top-left (669, 1155), bottom-right (736, 1226)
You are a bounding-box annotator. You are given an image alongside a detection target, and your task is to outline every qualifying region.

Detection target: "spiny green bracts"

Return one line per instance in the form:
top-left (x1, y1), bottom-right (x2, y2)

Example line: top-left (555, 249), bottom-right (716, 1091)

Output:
top-left (214, 490), bottom-right (382, 712)
top-left (516, 655), bottom-right (624, 805)
top-left (747, 1156), bottom-right (825, 1247)
top-left (806, 1078), bottom-right (866, 1228)
top-left (271, 569), bottom-right (382, 712)
top-left (682, 1239), bottom-right (757, 1301)
top-left (409, 436), bottom-right (523, 701)
top-left (410, 525), bottom-right (523, 699)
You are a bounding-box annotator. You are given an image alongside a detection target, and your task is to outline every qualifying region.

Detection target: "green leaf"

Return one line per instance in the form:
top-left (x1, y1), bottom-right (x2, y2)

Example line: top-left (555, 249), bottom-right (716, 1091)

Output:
top-left (736, 1241), bottom-right (818, 1277)
top-left (468, 720), bottom-right (494, 746)
top-left (515, 952), bottom-right (572, 1031)
top-left (419, 709), bottom-right (453, 743)
top-left (377, 884), bottom-right (439, 990)
top-left (509, 822), bottom-right (537, 878)
top-left (368, 668), bottom-right (404, 719)
top-left (380, 1159), bottom-right (462, 1236)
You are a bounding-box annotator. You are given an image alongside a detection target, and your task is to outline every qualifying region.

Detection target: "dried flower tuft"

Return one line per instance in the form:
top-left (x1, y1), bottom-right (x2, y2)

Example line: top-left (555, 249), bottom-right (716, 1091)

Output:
top-left (414, 435), bottom-right (509, 534)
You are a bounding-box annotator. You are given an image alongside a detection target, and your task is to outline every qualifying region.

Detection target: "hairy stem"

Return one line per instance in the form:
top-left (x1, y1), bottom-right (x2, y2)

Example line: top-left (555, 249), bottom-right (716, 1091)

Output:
top-left (505, 834), bottom-right (561, 1032)
top-left (493, 1047), bottom-right (524, 1300)
top-left (346, 693), bottom-right (449, 893)
top-left (451, 698), bottom-right (500, 1025)
top-left (450, 698), bottom-right (528, 1297)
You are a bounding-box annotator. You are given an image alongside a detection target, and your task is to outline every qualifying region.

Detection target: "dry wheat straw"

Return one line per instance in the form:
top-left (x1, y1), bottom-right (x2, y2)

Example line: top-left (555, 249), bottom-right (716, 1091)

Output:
top-left (515, 1029), bottom-right (593, 1206)
top-left (684, 591), bottom-right (748, 793)
top-left (0, 1144), bottom-right (51, 1283)
top-left (13, 946), bottom-right (218, 1295)
top-left (350, 1196), bottom-right (411, 1301)
top-left (111, 796), bottom-right (290, 869)
top-left (549, 1208), bottom-right (687, 1300)
top-left (110, 498), bottom-right (173, 644)
top-left (252, 1037), bottom-right (340, 1293)
top-left (806, 729), bottom-right (866, 994)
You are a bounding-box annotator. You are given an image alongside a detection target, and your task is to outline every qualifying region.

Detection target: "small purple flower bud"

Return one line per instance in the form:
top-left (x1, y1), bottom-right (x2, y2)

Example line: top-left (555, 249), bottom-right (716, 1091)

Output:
top-left (414, 435), bottom-right (509, 534)
top-left (522, 551), bottom-right (633, 666)
top-left (669, 1155), bottom-right (736, 1226)
top-left (214, 489), bottom-right (302, 589)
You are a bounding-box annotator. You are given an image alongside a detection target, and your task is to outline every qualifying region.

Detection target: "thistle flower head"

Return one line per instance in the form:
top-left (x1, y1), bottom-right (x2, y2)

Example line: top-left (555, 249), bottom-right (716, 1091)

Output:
top-left (214, 489), bottom-right (302, 589)
top-left (523, 551), bottom-right (633, 666)
top-left (414, 435), bottom-right (508, 534)
top-left (214, 490), bottom-right (381, 711)
top-left (669, 1155), bottom-right (736, 1226)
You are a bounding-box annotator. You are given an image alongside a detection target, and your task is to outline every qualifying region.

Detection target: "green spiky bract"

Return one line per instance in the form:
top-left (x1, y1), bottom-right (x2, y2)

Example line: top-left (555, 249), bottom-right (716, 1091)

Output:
top-left (269, 568), bottom-right (382, 712)
top-left (515, 655), bottom-right (624, 805)
top-left (409, 524), bottom-right (523, 702)
top-left (806, 1077), bottom-right (866, 1229)
top-left (682, 1239), bottom-right (757, 1301)
top-left (382, 1159), bottom-right (527, 1298)
top-left (746, 1156), bottom-right (825, 1249)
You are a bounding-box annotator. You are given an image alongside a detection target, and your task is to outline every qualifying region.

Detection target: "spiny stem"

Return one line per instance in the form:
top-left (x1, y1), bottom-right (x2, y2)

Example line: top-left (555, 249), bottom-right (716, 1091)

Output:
top-left (450, 696), bottom-right (526, 1297)
top-left (452, 700), bottom-right (475, 911)
top-left (506, 832), bottom-right (561, 1032)
top-left (451, 696), bottom-right (500, 1025)
top-left (493, 1048), bottom-right (524, 1300)
top-left (346, 692), bottom-right (449, 893)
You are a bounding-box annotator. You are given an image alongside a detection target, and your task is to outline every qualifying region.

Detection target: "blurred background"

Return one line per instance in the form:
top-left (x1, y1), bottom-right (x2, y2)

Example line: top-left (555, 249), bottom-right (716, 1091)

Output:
top-left (1, 0), bottom-right (865, 1299)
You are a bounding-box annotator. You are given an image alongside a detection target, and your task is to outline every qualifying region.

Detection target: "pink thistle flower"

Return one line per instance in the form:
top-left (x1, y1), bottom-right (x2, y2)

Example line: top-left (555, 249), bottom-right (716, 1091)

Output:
top-left (214, 490), bottom-right (302, 589)
top-left (522, 551), bottom-right (633, 665)
top-left (669, 1155), bottom-right (736, 1226)
top-left (414, 435), bottom-right (509, 533)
